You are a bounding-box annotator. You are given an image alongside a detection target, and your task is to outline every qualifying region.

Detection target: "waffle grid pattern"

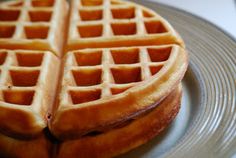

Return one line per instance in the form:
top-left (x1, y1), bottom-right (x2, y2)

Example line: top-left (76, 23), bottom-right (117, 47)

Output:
top-left (0, 50), bottom-right (44, 107)
top-left (0, 49), bottom-right (59, 136)
top-left (0, 0), bottom-right (187, 142)
top-left (61, 45), bottom-right (173, 105)
top-left (67, 0), bottom-right (181, 50)
top-left (71, 0), bottom-right (166, 38)
top-left (0, 0), bottom-right (66, 55)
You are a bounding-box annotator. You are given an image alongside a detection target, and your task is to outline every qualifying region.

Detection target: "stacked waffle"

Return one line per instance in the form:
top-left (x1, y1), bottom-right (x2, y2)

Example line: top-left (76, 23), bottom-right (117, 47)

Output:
top-left (0, 0), bottom-right (188, 158)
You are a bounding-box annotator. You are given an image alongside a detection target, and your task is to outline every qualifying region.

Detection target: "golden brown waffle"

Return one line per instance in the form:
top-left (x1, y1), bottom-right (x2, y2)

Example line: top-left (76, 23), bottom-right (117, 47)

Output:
top-left (0, 85), bottom-right (181, 158)
top-left (0, 0), bottom-right (68, 56)
top-left (67, 0), bottom-right (184, 50)
top-left (0, 49), bottom-right (59, 137)
top-left (50, 44), bottom-right (188, 139)
top-left (0, 132), bottom-right (51, 158)
top-left (57, 85), bottom-right (182, 158)
top-left (0, 0), bottom-right (189, 157)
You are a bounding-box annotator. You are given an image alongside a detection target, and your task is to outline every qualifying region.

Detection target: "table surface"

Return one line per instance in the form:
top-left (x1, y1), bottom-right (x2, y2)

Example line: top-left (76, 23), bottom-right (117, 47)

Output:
top-left (151, 0), bottom-right (236, 39)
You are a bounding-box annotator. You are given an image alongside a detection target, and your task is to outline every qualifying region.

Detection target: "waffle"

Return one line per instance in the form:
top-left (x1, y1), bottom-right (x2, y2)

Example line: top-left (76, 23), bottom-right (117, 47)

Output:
top-left (57, 85), bottom-right (182, 158)
top-left (0, 85), bottom-right (181, 158)
top-left (0, 49), bottom-right (59, 138)
top-left (0, 132), bottom-right (51, 158)
top-left (66, 0), bottom-right (184, 51)
top-left (50, 44), bottom-right (188, 139)
top-left (0, 0), bottom-right (68, 56)
top-left (0, 0), bottom-right (189, 157)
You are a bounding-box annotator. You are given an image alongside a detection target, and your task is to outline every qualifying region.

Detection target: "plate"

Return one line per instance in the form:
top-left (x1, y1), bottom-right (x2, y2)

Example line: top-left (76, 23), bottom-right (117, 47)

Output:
top-left (119, 1), bottom-right (236, 157)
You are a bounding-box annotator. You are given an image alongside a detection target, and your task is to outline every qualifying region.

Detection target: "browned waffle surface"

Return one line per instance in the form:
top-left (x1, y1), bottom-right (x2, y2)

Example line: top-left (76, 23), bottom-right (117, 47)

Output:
top-left (0, 0), bottom-right (189, 157)
top-left (66, 0), bottom-right (184, 50)
top-left (49, 44), bottom-right (188, 139)
top-left (0, 132), bottom-right (52, 158)
top-left (0, 49), bottom-right (60, 137)
top-left (0, 0), bottom-right (68, 56)
top-left (57, 85), bottom-right (182, 158)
